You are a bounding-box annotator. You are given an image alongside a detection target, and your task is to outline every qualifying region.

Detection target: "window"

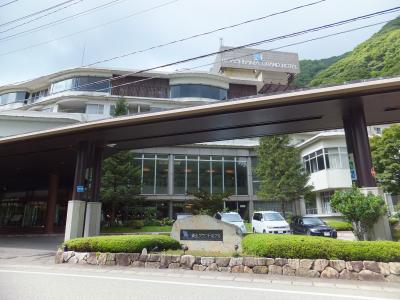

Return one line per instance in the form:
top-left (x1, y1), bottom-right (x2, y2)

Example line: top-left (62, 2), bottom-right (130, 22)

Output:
top-left (321, 191), bottom-right (335, 214)
top-left (303, 147), bottom-right (349, 174)
top-left (50, 76), bottom-right (110, 94)
top-left (172, 155), bottom-right (249, 195)
top-left (253, 213), bottom-right (261, 221)
top-left (199, 157), bottom-right (211, 193)
top-left (186, 156), bottom-right (198, 193)
top-left (0, 91), bottom-right (29, 105)
top-left (31, 89), bottom-right (48, 102)
top-left (224, 158), bottom-right (235, 194)
top-left (170, 84), bottom-right (227, 100)
top-left (263, 212), bottom-right (284, 221)
top-left (155, 156), bottom-right (168, 194)
top-left (86, 104), bottom-right (104, 114)
top-left (142, 158), bottom-right (155, 194)
top-left (135, 154), bottom-right (169, 195)
top-left (211, 157), bottom-right (223, 193)
top-left (236, 159), bottom-right (248, 195)
top-left (173, 158), bottom-right (186, 194)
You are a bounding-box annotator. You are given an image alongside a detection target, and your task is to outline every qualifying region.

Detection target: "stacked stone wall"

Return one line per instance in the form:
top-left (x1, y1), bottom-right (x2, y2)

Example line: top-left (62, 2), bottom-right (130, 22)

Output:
top-left (56, 251), bottom-right (400, 282)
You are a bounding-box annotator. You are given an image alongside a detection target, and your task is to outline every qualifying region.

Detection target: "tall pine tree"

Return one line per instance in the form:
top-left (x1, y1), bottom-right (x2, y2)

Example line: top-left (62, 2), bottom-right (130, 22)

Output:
top-left (100, 98), bottom-right (142, 225)
top-left (255, 135), bottom-right (311, 216)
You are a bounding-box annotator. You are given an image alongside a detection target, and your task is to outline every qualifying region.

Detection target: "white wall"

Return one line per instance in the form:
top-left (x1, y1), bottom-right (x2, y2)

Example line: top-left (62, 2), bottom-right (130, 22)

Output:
top-left (0, 118), bottom-right (76, 137)
top-left (309, 169), bottom-right (352, 192)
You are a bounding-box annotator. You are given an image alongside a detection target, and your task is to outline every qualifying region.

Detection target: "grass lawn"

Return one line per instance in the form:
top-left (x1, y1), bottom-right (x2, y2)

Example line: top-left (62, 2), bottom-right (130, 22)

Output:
top-left (101, 225), bottom-right (172, 234)
top-left (245, 222), bottom-right (252, 233)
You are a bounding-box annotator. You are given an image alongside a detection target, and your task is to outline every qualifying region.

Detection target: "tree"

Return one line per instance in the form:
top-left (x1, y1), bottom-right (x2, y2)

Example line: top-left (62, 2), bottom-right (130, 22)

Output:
top-left (101, 151), bottom-right (142, 225)
top-left (188, 190), bottom-right (231, 216)
top-left (330, 187), bottom-right (386, 241)
top-left (255, 135), bottom-right (311, 217)
top-left (100, 97), bottom-right (141, 225)
top-left (112, 98), bottom-right (128, 116)
top-left (370, 124), bottom-right (400, 195)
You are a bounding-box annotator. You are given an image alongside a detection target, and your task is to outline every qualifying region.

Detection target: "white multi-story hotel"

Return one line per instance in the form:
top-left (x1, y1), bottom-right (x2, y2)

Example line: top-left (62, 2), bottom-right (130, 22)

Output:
top-left (0, 46), bottom-right (394, 233)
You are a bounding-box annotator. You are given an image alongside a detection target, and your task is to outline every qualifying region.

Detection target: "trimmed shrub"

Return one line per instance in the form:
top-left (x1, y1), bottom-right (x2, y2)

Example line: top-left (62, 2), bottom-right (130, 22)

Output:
top-left (64, 235), bottom-right (180, 253)
top-left (242, 234), bottom-right (400, 262)
top-left (130, 220), bottom-right (145, 229)
top-left (325, 220), bottom-right (353, 231)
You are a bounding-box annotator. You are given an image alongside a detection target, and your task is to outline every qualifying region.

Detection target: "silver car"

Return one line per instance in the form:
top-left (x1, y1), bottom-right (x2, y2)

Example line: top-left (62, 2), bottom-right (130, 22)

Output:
top-left (215, 212), bottom-right (247, 234)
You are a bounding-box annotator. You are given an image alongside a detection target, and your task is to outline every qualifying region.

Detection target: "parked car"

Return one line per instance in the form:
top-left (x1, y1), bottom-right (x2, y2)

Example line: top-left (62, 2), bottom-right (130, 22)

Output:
top-left (215, 212), bottom-right (246, 234)
top-left (291, 216), bottom-right (337, 238)
top-left (251, 211), bottom-right (291, 234)
top-left (176, 213), bottom-right (193, 220)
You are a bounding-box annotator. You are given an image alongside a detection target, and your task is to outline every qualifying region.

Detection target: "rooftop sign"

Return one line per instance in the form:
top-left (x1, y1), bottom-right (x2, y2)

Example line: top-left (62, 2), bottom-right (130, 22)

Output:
top-left (213, 46), bottom-right (300, 74)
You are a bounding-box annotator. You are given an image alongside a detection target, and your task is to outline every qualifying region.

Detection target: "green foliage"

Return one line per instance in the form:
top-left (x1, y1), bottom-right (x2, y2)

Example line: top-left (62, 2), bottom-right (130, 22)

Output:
top-left (389, 217), bottom-right (399, 227)
top-left (242, 234), bottom-right (400, 262)
top-left (371, 125), bottom-right (400, 195)
top-left (113, 98), bottom-right (128, 116)
top-left (160, 217), bottom-right (174, 226)
top-left (101, 151), bottom-right (142, 209)
top-left (324, 220), bottom-right (353, 231)
top-left (64, 235), bottom-right (180, 253)
top-left (101, 151), bottom-right (141, 200)
top-left (292, 53), bottom-right (348, 87)
top-left (255, 135), bottom-right (311, 216)
top-left (330, 187), bottom-right (386, 240)
top-left (141, 207), bottom-right (158, 226)
top-left (130, 219), bottom-right (145, 229)
top-left (309, 18), bottom-right (400, 86)
top-left (188, 190), bottom-right (231, 216)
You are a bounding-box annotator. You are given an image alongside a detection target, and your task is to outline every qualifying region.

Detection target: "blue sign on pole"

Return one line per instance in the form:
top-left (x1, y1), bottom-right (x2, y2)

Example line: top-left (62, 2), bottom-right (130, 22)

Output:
top-left (76, 185), bottom-right (85, 193)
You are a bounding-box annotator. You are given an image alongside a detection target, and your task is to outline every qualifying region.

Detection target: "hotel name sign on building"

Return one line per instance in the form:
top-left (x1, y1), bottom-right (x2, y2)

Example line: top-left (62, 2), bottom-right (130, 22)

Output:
top-left (215, 46), bottom-right (300, 74)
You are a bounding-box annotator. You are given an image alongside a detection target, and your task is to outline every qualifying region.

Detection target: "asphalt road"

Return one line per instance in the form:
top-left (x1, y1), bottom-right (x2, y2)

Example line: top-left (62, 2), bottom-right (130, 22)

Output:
top-left (0, 265), bottom-right (399, 300)
top-left (0, 235), bottom-right (399, 300)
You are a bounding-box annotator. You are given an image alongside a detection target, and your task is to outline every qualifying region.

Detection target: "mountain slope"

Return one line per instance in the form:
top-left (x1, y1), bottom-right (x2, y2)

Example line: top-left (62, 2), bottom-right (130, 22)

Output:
top-left (308, 17), bottom-right (400, 86)
top-left (292, 53), bottom-right (348, 86)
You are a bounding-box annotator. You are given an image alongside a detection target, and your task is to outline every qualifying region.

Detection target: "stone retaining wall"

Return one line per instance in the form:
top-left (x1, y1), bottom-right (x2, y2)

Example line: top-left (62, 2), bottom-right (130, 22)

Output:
top-left (55, 250), bottom-right (400, 282)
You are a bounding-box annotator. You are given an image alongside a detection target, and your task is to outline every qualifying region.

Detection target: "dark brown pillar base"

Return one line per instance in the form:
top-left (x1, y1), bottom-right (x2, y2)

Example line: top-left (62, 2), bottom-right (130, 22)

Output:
top-left (46, 173), bottom-right (59, 234)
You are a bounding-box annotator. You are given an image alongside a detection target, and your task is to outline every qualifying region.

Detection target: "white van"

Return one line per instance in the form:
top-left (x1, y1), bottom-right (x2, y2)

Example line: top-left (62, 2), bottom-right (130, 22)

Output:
top-left (251, 211), bottom-right (291, 234)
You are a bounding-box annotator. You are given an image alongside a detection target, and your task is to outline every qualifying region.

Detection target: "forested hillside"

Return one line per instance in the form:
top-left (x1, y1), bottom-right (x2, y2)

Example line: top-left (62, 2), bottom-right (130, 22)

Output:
top-left (293, 17), bottom-right (400, 87)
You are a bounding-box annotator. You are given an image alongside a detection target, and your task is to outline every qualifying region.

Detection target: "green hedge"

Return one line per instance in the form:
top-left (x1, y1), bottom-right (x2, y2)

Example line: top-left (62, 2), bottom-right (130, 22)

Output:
top-left (242, 234), bottom-right (400, 262)
top-left (64, 235), bottom-right (180, 253)
top-left (325, 220), bottom-right (353, 231)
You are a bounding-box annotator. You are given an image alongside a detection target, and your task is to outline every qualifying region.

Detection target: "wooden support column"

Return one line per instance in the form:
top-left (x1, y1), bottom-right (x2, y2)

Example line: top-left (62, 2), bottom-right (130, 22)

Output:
top-left (91, 146), bottom-right (103, 202)
top-left (342, 101), bottom-right (376, 187)
top-left (46, 173), bottom-right (58, 234)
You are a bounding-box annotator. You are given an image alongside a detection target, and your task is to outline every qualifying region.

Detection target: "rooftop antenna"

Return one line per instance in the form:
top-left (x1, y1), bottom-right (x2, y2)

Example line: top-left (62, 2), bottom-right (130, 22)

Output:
top-left (80, 41), bottom-right (86, 66)
top-left (219, 37), bottom-right (223, 73)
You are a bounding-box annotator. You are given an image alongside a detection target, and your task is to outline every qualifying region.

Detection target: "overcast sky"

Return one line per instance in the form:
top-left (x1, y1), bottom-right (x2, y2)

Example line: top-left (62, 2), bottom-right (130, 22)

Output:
top-left (0, 0), bottom-right (398, 85)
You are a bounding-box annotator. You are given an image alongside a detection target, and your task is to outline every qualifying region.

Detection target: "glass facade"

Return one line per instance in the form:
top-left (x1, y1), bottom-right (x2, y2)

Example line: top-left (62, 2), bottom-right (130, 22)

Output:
top-left (133, 154), bottom-right (249, 196)
top-left (134, 154), bottom-right (169, 195)
top-left (50, 76), bottom-right (111, 94)
top-left (303, 147), bottom-right (349, 174)
top-left (170, 84), bottom-right (227, 100)
top-left (0, 91), bottom-right (29, 105)
top-left (172, 155), bottom-right (248, 195)
top-left (30, 89), bottom-right (48, 102)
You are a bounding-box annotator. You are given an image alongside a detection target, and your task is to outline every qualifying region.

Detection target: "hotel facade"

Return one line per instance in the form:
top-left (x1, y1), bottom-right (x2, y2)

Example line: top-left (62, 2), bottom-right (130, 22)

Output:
top-left (0, 47), bottom-right (395, 233)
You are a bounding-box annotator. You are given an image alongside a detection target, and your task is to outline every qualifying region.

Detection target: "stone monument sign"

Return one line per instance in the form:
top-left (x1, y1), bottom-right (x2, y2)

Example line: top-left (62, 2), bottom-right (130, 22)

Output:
top-left (171, 215), bottom-right (243, 252)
